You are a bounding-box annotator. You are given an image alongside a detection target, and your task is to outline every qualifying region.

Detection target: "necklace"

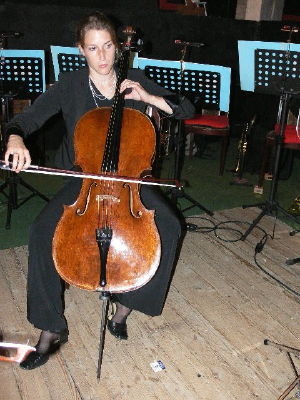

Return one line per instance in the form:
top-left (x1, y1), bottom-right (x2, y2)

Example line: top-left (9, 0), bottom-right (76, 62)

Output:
top-left (89, 74), bottom-right (116, 107)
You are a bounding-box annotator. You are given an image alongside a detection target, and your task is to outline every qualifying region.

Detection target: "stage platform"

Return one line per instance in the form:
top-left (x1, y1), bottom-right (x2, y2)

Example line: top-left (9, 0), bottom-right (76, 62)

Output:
top-left (1, 207), bottom-right (300, 400)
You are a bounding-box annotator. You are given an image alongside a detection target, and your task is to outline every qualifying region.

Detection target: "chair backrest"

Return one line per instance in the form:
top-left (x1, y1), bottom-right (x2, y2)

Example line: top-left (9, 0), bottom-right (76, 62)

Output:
top-left (133, 55), bottom-right (231, 112)
top-left (50, 46), bottom-right (87, 81)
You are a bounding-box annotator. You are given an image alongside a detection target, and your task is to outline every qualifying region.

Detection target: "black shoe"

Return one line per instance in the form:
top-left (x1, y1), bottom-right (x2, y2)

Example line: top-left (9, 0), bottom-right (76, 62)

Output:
top-left (20, 330), bottom-right (68, 370)
top-left (107, 319), bottom-right (128, 340)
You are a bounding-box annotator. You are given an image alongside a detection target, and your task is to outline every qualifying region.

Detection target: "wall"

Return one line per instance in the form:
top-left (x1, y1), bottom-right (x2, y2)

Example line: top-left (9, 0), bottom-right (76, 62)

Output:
top-left (0, 1), bottom-right (256, 80)
top-left (0, 0), bottom-right (295, 131)
top-left (236, 0), bottom-right (285, 21)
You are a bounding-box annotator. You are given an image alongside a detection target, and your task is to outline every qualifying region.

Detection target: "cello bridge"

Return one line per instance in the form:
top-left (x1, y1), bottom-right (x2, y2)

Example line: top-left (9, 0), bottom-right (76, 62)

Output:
top-left (96, 195), bottom-right (120, 203)
top-left (76, 182), bottom-right (120, 216)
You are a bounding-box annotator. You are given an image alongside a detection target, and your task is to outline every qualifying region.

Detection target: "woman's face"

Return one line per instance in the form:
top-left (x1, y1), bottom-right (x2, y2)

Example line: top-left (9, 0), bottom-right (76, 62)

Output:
top-left (79, 29), bottom-right (116, 77)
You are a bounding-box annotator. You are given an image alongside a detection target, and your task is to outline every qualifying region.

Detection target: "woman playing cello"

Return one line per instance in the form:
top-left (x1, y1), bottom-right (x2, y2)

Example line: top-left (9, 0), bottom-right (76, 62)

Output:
top-left (4, 12), bottom-right (194, 370)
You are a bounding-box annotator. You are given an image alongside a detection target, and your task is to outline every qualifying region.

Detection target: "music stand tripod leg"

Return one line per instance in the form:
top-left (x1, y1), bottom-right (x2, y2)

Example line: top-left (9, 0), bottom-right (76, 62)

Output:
top-left (179, 188), bottom-right (213, 215)
top-left (0, 163), bottom-right (49, 229)
top-left (264, 339), bottom-right (300, 399)
top-left (241, 199), bottom-right (276, 241)
top-left (240, 92), bottom-right (300, 241)
top-left (0, 176), bottom-right (8, 194)
top-left (167, 120), bottom-right (213, 217)
top-left (4, 171), bottom-right (19, 229)
top-left (0, 171), bottom-right (50, 229)
top-left (18, 176), bottom-right (49, 202)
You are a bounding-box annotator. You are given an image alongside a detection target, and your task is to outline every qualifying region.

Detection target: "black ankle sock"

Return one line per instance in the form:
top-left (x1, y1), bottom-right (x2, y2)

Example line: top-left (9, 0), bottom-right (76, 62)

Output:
top-left (111, 302), bottom-right (132, 324)
top-left (35, 331), bottom-right (60, 354)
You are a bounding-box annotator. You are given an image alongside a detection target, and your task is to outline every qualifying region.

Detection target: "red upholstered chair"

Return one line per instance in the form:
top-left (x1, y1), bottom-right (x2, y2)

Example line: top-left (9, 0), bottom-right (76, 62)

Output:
top-left (130, 56), bottom-right (231, 177)
top-left (255, 114), bottom-right (300, 193)
top-left (184, 110), bottom-right (230, 175)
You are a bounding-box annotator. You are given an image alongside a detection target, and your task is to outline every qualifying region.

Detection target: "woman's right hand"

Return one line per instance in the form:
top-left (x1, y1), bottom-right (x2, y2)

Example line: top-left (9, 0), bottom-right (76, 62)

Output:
top-left (4, 135), bottom-right (31, 173)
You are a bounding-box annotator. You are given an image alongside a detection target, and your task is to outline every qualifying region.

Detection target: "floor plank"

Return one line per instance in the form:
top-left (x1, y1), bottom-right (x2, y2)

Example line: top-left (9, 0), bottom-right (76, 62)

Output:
top-left (1, 207), bottom-right (300, 400)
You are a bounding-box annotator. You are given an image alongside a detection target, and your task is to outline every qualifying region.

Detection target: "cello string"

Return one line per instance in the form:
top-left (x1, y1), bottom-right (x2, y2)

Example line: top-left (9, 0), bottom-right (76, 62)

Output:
top-left (106, 52), bottom-right (125, 230)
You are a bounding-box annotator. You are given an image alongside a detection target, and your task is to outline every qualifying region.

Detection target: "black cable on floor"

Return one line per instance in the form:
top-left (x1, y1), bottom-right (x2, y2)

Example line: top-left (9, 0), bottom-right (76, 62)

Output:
top-left (185, 215), bottom-right (300, 298)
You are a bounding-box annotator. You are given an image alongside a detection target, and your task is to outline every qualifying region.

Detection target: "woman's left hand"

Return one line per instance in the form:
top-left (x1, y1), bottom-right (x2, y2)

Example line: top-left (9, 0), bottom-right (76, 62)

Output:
top-left (119, 79), bottom-right (173, 115)
top-left (119, 79), bottom-right (151, 103)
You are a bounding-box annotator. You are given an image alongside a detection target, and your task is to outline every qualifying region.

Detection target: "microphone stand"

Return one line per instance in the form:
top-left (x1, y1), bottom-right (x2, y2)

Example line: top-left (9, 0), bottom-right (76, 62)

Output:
top-left (166, 42), bottom-right (213, 217)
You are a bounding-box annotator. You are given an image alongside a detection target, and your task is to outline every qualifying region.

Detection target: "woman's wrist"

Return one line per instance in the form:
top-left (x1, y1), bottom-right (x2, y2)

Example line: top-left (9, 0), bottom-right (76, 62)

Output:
top-left (148, 94), bottom-right (173, 115)
top-left (5, 125), bottom-right (25, 139)
top-left (8, 134), bottom-right (24, 142)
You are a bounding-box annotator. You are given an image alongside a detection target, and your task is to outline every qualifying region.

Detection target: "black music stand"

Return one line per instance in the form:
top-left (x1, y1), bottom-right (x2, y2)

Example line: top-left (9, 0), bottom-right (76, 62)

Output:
top-left (0, 49), bottom-right (49, 229)
top-left (143, 58), bottom-right (214, 216)
top-left (239, 37), bottom-right (300, 400)
top-left (50, 46), bottom-right (87, 81)
top-left (237, 40), bottom-right (300, 240)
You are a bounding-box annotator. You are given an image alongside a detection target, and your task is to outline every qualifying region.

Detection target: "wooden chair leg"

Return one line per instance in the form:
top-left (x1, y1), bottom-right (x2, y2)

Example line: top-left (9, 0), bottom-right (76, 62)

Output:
top-left (219, 136), bottom-right (229, 176)
top-left (187, 132), bottom-right (195, 158)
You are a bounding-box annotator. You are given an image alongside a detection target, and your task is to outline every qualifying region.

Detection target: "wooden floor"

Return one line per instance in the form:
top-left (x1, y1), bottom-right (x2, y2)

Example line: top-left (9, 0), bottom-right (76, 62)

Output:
top-left (1, 207), bottom-right (300, 400)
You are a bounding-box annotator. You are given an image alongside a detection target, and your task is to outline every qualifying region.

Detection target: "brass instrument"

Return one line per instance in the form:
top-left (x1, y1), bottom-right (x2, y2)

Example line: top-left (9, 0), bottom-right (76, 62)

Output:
top-left (231, 115), bottom-right (256, 185)
top-left (158, 116), bottom-right (172, 158)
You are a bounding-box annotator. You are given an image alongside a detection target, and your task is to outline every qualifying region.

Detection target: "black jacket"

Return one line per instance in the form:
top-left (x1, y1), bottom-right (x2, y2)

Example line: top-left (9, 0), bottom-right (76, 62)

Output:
top-left (6, 67), bottom-right (195, 169)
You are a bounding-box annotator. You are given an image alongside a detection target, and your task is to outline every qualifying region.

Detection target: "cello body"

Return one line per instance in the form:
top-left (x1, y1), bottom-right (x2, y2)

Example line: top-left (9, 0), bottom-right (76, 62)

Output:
top-left (52, 106), bottom-right (161, 292)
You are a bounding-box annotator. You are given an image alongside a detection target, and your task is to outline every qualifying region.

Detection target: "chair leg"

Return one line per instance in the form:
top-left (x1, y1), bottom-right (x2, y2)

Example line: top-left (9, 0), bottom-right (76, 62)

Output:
top-left (219, 136), bottom-right (229, 176)
top-left (187, 132), bottom-right (195, 158)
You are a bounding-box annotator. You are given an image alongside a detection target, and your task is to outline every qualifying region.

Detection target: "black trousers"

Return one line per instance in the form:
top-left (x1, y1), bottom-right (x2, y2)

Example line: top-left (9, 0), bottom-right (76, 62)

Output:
top-left (27, 179), bottom-right (182, 332)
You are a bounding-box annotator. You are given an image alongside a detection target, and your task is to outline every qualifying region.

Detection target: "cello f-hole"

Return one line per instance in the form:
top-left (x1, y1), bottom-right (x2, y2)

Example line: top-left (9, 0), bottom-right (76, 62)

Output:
top-left (76, 182), bottom-right (97, 216)
top-left (124, 183), bottom-right (142, 218)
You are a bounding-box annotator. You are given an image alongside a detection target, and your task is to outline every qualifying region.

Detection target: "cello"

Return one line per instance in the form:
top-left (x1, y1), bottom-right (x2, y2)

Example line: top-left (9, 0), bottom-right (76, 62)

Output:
top-left (52, 28), bottom-right (161, 376)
